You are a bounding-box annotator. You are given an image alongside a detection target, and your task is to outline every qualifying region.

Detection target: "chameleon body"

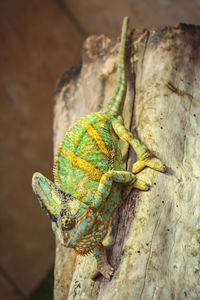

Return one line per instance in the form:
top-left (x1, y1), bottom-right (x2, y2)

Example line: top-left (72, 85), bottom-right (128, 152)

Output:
top-left (32, 17), bottom-right (165, 280)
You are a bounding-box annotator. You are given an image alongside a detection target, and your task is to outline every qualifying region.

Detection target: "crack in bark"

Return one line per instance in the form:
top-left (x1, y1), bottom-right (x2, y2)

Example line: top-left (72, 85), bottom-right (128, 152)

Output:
top-left (167, 82), bottom-right (193, 101)
top-left (167, 215), bottom-right (181, 267)
top-left (72, 280), bottom-right (81, 300)
top-left (181, 243), bottom-right (187, 283)
top-left (126, 29), bottom-right (137, 171)
top-left (138, 209), bottom-right (163, 300)
top-left (182, 78), bottom-right (194, 166)
top-left (90, 280), bottom-right (97, 300)
top-left (140, 31), bottom-right (150, 83)
top-left (106, 29), bottom-right (138, 274)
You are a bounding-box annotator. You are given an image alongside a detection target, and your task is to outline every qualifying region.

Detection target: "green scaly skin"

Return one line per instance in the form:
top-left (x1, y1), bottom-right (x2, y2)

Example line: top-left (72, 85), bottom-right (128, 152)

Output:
top-left (32, 17), bottom-right (165, 280)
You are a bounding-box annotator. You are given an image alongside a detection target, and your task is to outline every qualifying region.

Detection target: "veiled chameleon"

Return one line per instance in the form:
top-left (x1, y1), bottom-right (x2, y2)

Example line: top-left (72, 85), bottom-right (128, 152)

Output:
top-left (32, 17), bottom-right (165, 280)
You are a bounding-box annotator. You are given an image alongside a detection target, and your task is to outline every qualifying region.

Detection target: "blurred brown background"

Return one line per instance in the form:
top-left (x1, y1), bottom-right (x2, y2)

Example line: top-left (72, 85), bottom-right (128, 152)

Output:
top-left (0, 0), bottom-right (199, 299)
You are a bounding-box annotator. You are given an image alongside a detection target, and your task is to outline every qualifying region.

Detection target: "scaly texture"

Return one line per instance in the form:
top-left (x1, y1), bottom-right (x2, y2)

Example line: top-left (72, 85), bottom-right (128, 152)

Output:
top-left (32, 17), bottom-right (165, 280)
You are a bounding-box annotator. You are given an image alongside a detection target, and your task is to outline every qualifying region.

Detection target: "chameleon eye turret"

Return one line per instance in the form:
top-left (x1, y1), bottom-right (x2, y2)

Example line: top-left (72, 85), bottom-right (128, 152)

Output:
top-left (32, 16), bottom-right (165, 280)
top-left (60, 215), bottom-right (76, 230)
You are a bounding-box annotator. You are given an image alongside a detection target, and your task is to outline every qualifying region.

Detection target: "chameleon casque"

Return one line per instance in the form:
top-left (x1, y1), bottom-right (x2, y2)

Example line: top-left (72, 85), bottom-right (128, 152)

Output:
top-left (32, 17), bottom-right (165, 280)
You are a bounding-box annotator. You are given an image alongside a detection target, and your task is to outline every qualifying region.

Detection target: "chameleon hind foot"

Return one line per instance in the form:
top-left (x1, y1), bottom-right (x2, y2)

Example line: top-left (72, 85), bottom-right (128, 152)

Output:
top-left (112, 119), bottom-right (165, 174)
top-left (132, 157), bottom-right (166, 174)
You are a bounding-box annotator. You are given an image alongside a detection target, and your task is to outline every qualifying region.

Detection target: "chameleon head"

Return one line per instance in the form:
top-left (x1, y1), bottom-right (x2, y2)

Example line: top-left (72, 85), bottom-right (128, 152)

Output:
top-left (32, 172), bottom-right (84, 244)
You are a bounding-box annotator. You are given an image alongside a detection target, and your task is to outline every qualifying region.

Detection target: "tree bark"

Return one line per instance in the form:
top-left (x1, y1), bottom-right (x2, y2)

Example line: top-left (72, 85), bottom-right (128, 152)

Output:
top-left (53, 24), bottom-right (200, 300)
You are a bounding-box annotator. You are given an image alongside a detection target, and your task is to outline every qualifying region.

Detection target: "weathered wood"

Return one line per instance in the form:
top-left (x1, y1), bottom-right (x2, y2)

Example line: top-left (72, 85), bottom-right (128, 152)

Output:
top-left (53, 24), bottom-right (200, 300)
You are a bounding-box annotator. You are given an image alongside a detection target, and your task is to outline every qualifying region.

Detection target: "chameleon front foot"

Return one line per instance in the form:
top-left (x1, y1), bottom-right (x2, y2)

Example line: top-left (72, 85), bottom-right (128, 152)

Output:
top-left (122, 177), bottom-right (150, 199)
top-left (92, 244), bottom-right (114, 280)
top-left (91, 263), bottom-right (114, 281)
top-left (132, 157), bottom-right (166, 174)
top-left (133, 178), bottom-right (150, 190)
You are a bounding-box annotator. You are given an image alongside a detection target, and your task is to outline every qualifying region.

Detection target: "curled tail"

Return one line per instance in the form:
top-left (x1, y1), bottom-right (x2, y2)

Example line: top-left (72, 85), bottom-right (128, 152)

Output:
top-left (105, 16), bottom-right (129, 116)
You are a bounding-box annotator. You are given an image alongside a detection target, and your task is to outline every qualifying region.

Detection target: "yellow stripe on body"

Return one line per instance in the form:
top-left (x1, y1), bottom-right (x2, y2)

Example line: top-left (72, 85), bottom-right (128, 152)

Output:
top-left (67, 131), bottom-right (79, 144)
top-left (95, 112), bottom-right (106, 124)
top-left (58, 145), bottom-right (103, 180)
top-left (77, 119), bottom-right (111, 159)
top-left (53, 131), bottom-right (79, 180)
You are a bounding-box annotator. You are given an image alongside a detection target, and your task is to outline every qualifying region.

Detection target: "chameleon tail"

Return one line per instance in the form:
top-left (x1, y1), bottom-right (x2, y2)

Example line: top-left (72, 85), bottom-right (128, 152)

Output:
top-left (106, 16), bottom-right (129, 116)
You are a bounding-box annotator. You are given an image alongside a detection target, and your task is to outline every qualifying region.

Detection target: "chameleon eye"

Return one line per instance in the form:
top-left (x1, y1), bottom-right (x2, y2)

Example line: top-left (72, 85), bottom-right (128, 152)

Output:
top-left (61, 217), bottom-right (75, 230)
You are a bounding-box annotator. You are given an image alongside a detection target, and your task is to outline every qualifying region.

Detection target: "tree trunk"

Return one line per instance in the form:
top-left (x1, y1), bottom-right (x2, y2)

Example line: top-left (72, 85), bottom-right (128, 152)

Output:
top-left (53, 24), bottom-right (200, 300)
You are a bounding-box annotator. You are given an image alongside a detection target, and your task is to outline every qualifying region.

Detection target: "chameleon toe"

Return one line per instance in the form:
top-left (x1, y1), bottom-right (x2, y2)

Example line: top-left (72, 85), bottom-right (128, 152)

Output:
top-left (132, 160), bottom-right (147, 173)
top-left (100, 264), bottom-right (114, 280)
top-left (146, 157), bottom-right (166, 172)
top-left (91, 264), bottom-right (114, 281)
top-left (133, 178), bottom-right (150, 191)
top-left (132, 157), bottom-right (166, 174)
top-left (91, 269), bottom-right (102, 281)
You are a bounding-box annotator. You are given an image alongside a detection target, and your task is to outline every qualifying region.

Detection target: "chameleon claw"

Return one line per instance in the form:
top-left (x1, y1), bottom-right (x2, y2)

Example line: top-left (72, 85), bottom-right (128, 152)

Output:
top-left (91, 269), bottom-right (102, 281)
top-left (103, 264), bottom-right (114, 280)
top-left (133, 178), bottom-right (150, 191)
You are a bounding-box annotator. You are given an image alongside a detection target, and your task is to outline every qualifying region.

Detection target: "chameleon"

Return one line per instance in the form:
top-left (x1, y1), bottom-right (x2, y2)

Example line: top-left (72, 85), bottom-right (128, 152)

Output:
top-left (32, 17), bottom-right (165, 280)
